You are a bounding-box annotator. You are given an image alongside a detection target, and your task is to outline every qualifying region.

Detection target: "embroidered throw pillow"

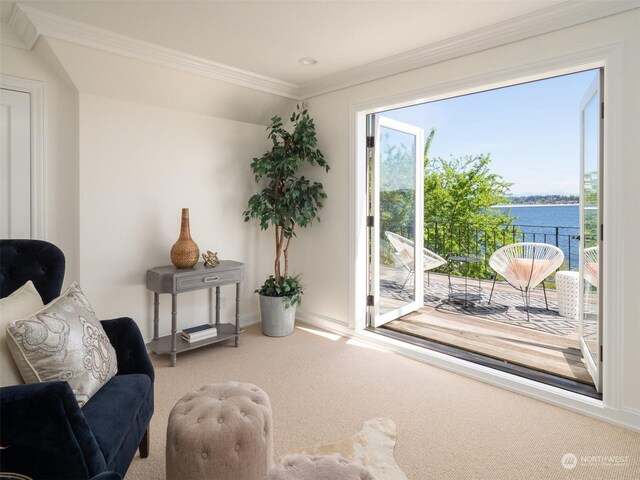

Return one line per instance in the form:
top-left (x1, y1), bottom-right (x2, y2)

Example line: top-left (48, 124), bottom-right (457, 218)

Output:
top-left (5, 282), bottom-right (118, 406)
top-left (0, 281), bottom-right (45, 386)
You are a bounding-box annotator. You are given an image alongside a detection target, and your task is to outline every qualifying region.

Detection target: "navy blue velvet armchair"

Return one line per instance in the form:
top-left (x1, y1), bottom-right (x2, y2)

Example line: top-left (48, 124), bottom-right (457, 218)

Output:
top-left (0, 240), bottom-right (154, 479)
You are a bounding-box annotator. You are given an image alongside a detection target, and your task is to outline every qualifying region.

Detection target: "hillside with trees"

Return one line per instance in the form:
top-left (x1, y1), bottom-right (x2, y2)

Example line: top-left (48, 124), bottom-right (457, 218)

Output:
top-left (508, 194), bottom-right (578, 205)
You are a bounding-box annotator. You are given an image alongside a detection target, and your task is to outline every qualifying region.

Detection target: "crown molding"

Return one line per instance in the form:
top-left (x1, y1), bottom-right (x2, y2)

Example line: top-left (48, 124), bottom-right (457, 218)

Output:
top-left (8, 4), bottom-right (300, 99)
top-left (8, 4), bottom-right (39, 48)
top-left (298, 1), bottom-right (640, 99)
top-left (8, 2), bottom-right (639, 101)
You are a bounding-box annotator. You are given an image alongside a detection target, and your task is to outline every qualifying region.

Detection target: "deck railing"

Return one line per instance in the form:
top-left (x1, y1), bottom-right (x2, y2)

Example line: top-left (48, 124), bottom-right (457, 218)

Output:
top-left (382, 220), bottom-right (579, 280)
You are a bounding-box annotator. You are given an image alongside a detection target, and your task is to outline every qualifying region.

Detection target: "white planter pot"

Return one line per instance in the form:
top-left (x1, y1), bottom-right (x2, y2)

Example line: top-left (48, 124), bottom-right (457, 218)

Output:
top-left (259, 294), bottom-right (296, 337)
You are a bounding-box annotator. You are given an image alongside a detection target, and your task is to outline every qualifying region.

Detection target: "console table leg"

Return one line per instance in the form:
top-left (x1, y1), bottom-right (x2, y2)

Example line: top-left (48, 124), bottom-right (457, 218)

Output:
top-left (153, 292), bottom-right (159, 340)
top-left (215, 286), bottom-right (221, 326)
top-left (170, 293), bottom-right (177, 367)
top-left (235, 282), bottom-right (240, 347)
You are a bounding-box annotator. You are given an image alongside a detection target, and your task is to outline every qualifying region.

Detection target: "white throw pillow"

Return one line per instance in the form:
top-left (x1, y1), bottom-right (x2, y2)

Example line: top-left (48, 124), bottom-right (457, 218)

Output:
top-left (0, 281), bottom-right (44, 386)
top-left (5, 282), bottom-right (118, 406)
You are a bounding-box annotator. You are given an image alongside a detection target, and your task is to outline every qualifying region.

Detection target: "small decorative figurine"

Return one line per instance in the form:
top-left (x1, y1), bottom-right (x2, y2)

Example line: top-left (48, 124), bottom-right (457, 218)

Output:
top-left (202, 250), bottom-right (219, 267)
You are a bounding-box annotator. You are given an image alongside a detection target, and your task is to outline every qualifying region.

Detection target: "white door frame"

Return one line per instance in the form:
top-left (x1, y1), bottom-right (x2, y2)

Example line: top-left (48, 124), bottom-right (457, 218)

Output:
top-left (0, 74), bottom-right (44, 239)
top-left (348, 44), bottom-right (627, 423)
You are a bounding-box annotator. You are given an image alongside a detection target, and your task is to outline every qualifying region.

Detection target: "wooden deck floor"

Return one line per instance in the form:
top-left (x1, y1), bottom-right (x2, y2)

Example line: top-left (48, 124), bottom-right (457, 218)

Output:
top-left (381, 270), bottom-right (593, 385)
top-left (384, 308), bottom-right (592, 385)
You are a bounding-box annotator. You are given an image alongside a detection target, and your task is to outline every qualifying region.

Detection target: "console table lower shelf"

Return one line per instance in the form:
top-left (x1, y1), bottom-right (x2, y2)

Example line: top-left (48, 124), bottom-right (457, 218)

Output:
top-left (149, 323), bottom-right (240, 356)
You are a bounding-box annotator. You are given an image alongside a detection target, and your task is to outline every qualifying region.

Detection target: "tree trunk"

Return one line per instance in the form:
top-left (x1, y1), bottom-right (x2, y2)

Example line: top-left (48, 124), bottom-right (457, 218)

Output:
top-left (283, 222), bottom-right (294, 278)
top-left (273, 176), bottom-right (282, 283)
top-left (274, 225), bottom-right (282, 283)
top-left (283, 243), bottom-right (289, 279)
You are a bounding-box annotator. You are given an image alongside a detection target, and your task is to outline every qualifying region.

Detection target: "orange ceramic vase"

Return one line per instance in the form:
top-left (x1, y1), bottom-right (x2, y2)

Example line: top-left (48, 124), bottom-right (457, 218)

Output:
top-left (170, 208), bottom-right (199, 269)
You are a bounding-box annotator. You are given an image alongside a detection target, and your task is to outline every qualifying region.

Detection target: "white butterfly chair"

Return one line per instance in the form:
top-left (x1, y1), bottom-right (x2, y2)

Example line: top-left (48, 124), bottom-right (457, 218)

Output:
top-left (488, 242), bottom-right (564, 320)
top-left (584, 246), bottom-right (599, 288)
top-left (385, 231), bottom-right (447, 289)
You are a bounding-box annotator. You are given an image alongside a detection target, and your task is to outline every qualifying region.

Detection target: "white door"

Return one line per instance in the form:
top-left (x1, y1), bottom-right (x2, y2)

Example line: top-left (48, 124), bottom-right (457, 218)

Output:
top-left (578, 71), bottom-right (603, 392)
top-left (0, 88), bottom-right (32, 238)
top-left (369, 115), bottom-right (424, 327)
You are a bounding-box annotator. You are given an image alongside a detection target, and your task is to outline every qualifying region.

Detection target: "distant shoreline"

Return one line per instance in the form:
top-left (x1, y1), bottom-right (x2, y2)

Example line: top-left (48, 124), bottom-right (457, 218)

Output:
top-left (491, 203), bottom-right (579, 208)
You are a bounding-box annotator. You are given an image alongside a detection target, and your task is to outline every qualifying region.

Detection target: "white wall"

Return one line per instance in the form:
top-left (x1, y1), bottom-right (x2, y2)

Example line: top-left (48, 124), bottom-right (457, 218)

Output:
top-left (0, 41), bottom-right (80, 285)
top-left (78, 94), bottom-right (275, 338)
top-left (60, 43), bottom-right (296, 338)
top-left (44, 38), bottom-right (291, 127)
top-left (302, 10), bottom-right (640, 424)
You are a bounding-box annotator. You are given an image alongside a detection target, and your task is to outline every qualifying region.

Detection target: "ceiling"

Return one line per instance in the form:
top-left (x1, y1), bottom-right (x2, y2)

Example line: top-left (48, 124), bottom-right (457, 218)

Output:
top-left (1, 0), bottom-right (568, 85)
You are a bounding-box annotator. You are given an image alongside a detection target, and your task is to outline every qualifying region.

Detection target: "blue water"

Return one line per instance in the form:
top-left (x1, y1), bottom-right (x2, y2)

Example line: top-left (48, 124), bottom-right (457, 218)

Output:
top-left (493, 204), bottom-right (579, 229)
top-left (492, 204), bottom-right (580, 269)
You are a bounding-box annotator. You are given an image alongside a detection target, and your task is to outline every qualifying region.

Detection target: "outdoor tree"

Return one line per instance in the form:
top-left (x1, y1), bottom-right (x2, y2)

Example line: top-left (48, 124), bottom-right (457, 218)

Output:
top-left (378, 128), bottom-right (517, 278)
top-left (423, 128), bottom-right (516, 277)
top-left (379, 133), bottom-right (416, 238)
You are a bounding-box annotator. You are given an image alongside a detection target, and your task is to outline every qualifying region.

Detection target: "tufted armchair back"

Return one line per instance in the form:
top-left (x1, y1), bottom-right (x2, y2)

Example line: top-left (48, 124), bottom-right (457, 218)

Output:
top-left (0, 239), bottom-right (65, 303)
top-left (0, 239), bottom-right (154, 479)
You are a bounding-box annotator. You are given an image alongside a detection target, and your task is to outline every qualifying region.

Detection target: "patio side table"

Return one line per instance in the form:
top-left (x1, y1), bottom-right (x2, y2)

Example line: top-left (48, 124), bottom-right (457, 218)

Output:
top-left (447, 255), bottom-right (482, 307)
top-left (556, 270), bottom-right (579, 320)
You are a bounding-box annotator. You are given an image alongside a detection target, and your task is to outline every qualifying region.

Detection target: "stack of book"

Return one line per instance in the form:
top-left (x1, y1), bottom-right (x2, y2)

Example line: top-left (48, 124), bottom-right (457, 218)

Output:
top-left (181, 324), bottom-right (218, 343)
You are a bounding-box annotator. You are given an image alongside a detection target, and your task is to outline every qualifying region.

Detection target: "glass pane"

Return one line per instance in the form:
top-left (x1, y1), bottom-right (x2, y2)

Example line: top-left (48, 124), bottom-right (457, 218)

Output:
top-left (379, 126), bottom-right (417, 316)
top-left (581, 90), bottom-right (599, 364)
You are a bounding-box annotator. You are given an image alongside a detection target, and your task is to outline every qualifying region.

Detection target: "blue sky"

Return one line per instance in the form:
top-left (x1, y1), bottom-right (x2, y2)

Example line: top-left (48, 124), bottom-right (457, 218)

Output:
top-left (381, 69), bottom-right (599, 196)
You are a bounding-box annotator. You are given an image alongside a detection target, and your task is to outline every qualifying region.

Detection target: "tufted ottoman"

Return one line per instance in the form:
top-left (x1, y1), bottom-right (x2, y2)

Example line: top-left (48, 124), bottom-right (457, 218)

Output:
top-left (267, 455), bottom-right (374, 480)
top-left (166, 382), bottom-right (273, 480)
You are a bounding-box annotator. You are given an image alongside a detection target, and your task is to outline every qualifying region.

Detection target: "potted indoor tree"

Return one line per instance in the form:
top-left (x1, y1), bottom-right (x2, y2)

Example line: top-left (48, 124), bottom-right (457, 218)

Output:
top-left (244, 104), bottom-right (329, 336)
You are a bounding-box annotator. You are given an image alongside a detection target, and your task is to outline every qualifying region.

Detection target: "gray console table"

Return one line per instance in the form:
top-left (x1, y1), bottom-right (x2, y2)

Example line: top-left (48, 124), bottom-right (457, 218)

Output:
top-left (146, 260), bottom-right (244, 366)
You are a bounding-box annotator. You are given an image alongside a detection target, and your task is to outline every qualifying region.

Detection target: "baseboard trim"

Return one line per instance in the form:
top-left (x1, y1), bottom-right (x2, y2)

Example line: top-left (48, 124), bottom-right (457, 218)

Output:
top-left (297, 311), bottom-right (640, 433)
top-left (296, 309), bottom-right (348, 328)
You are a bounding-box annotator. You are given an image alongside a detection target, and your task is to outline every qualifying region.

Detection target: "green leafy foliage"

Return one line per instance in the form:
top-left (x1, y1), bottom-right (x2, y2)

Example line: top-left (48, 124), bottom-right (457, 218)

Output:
top-left (379, 128), bottom-right (518, 279)
top-left (583, 169), bottom-right (599, 247)
top-left (255, 275), bottom-right (304, 308)
top-left (379, 132), bottom-right (416, 236)
top-left (423, 128), bottom-right (517, 278)
top-left (243, 104), bottom-right (329, 298)
top-left (423, 129), bottom-right (517, 277)
top-left (377, 133), bottom-right (417, 265)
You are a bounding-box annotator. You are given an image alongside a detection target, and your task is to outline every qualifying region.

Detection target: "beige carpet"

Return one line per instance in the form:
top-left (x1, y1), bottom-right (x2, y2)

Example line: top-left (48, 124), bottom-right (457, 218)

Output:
top-left (127, 323), bottom-right (640, 480)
